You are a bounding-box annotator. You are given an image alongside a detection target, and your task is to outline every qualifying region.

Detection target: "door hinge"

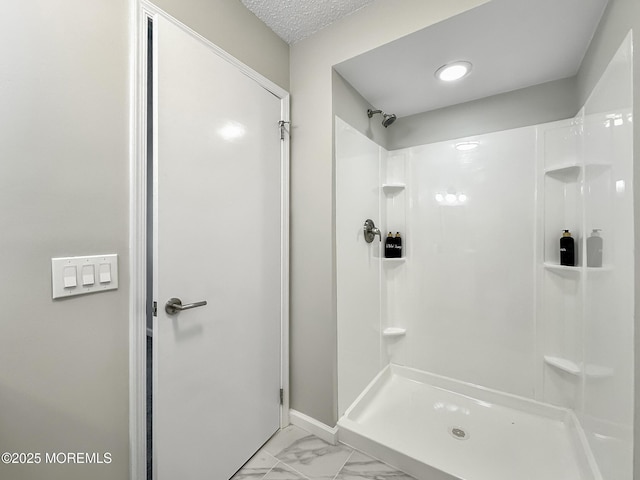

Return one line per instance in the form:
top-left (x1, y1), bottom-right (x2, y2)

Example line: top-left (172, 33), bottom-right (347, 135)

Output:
top-left (278, 120), bottom-right (290, 141)
top-left (279, 388), bottom-right (284, 405)
top-left (153, 301), bottom-right (157, 317)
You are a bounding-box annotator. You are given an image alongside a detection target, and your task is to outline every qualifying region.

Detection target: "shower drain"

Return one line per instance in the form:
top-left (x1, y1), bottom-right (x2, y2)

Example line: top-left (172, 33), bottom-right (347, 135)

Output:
top-left (449, 426), bottom-right (469, 440)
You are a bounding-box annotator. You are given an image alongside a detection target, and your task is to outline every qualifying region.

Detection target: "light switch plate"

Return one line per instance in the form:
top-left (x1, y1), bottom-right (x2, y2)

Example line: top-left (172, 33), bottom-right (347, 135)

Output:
top-left (82, 264), bottom-right (95, 286)
top-left (52, 254), bottom-right (118, 299)
top-left (63, 266), bottom-right (78, 288)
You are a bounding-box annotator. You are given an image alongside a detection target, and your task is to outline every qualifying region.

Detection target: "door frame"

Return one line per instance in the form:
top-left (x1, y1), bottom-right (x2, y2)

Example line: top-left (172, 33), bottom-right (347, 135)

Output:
top-left (128, 2), bottom-right (290, 479)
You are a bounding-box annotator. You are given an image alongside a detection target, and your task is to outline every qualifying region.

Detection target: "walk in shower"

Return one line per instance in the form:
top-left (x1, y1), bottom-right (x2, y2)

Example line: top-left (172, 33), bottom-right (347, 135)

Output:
top-left (333, 2), bottom-right (634, 479)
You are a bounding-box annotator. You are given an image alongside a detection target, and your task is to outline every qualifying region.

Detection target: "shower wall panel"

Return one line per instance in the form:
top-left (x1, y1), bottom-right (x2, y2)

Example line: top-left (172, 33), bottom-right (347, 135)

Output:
top-left (580, 33), bottom-right (634, 480)
top-left (391, 127), bottom-right (538, 398)
top-left (335, 117), bottom-right (384, 415)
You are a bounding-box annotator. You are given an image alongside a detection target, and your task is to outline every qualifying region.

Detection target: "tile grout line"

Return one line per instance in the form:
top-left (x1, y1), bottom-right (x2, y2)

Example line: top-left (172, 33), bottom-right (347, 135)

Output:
top-left (262, 426), bottom-right (364, 480)
top-left (275, 444), bottom-right (352, 480)
top-left (271, 435), bottom-right (312, 480)
top-left (257, 426), bottom-right (414, 480)
top-left (277, 460), bottom-right (312, 480)
top-left (235, 450), bottom-right (280, 480)
top-left (258, 451), bottom-right (281, 480)
top-left (257, 467), bottom-right (271, 480)
top-left (264, 451), bottom-right (279, 463)
top-left (329, 447), bottom-right (355, 480)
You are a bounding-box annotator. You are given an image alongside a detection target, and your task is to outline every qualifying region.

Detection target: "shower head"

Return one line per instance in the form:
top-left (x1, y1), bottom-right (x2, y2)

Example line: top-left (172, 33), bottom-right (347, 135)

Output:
top-left (367, 108), bottom-right (397, 128)
top-left (382, 113), bottom-right (397, 128)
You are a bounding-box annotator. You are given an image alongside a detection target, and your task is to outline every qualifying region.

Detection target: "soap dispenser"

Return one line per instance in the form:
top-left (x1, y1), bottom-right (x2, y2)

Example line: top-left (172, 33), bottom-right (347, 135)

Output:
top-left (560, 230), bottom-right (575, 266)
top-left (395, 232), bottom-right (403, 258)
top-left (385, 232), bottom-right (395, 258)
top-left (587, 229), bottom-right (603, 267)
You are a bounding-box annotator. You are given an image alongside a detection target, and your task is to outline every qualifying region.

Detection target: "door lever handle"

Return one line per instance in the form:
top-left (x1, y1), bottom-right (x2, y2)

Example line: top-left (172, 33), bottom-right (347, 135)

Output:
top-left (165, 297), bottom-right (207, 315)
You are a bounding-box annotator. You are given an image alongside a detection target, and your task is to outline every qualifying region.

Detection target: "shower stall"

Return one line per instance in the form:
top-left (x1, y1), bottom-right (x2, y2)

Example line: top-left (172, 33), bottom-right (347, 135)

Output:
top-left (334, 31), bottom-right (633, 480)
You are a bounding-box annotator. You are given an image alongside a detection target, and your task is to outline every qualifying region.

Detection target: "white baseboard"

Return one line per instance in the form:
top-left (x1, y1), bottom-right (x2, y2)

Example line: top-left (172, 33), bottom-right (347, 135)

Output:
top-left (289, 409), bottom-right (338, 445)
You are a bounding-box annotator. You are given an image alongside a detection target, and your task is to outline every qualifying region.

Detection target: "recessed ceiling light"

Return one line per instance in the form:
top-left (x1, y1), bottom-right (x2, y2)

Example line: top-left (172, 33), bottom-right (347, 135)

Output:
top-left (436, 61), bottom-right (472, 82)
top-left (455, 141), bottom-right (479, 151)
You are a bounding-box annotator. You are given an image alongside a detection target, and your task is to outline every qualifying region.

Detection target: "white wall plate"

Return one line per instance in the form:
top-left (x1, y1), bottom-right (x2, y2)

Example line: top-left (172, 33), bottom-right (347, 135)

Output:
top-left (51, 254), bottom-right (118, 299)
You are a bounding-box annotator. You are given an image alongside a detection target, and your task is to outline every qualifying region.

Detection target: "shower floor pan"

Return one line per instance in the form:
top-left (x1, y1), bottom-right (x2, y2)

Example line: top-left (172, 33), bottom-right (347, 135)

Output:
top-left (337, 364), bottom-right (599, 480)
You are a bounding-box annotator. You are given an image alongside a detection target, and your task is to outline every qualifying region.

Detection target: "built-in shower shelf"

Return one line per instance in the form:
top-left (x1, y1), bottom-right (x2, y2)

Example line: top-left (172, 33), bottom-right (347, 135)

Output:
top-left (544, 356), bottom-right (581, 375)
top-left (383, 257), bottom-right (406, 264)
top-left (543, 263), bottom-right (612, 275)
top-left (544, 164), bottom-right (580, 181)
top-left (543, 262), bottom-right (581, 275)
top-left (382, 327), bottom-right (406, 338)
top-left (382, 183), bottom-right (406, 193)
top-left (544, 356), bottom-right (614, 379)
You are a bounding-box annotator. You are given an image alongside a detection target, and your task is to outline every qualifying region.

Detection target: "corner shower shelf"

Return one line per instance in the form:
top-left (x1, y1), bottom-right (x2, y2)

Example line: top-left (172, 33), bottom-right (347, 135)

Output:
top-left (382, 183), bottom-right (406, 193)
top-left (544, 356), bottom-right (581, 376)
top-left (544, 164), bottom-right (580, 181)
top-left (543, 263), bottom-right (581, 275)
top-left (543, 163), bottom-right (611, 192)
top-left (382, 327), bottom-right (406, 338)
top-left (543, 263), bottom-right (611, 275)
top-left (544, 356), bottom-right (614, 379)
top-left (383, 257), bottom-right (406, 264)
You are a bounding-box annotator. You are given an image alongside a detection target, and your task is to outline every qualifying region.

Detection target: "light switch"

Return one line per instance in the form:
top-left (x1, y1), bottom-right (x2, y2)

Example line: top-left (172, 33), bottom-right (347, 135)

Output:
top-left (52, 254), bottom-right (118, 299)
top-left (63, 266), bottom-right (77, 288)
top-left (99, 263), bottom-right (111, 284)
top-left (82, 265), bottom-right (95, 286)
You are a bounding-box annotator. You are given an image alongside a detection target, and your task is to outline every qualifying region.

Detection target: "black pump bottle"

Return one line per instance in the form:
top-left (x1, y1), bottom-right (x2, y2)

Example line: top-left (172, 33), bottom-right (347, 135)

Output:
top-left (385, 232), bottom-right (395, 258)
top-left (395, 232), bottom-right (402, 258)
top-left (560, 230), bottom-right (575, 266)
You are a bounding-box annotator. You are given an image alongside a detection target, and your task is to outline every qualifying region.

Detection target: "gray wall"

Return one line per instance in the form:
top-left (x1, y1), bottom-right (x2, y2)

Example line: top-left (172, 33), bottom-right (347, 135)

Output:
top-left (387, 77), bottom-right (579, 149)
top-left (0, 2), bottom-right (288, 480)
top-left (0, 2), bottom-right (130, 479)
top-left (573, 0), bottom-right (639, 473)
top-left (152, 0), bottom-right (289, 90)
top-left (332, 70), bottom-right (390, 149)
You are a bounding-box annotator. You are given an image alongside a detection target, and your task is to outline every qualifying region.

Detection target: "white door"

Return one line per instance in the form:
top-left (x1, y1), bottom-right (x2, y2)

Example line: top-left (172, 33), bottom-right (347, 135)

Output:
top-left (152, 15), bottom-right (283, 480)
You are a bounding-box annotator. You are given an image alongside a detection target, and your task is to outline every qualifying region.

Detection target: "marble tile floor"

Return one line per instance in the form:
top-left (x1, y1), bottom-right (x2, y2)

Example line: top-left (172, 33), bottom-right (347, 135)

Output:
top-left (231, 425), bottom-right (417, 480)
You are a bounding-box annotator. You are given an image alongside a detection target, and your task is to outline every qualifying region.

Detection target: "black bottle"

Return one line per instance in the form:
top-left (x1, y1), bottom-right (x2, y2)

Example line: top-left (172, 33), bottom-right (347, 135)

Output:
top-left (385, 232), bottom-right (395, 258)
top-left (394, 232), bottom-right (403, 258)
top-left (560, 230), bottom-right (575, 266)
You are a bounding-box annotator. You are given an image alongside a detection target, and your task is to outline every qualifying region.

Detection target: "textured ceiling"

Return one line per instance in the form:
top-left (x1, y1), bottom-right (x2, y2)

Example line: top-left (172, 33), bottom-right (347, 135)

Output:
top-left (241, 0), bottom-right (377, 44)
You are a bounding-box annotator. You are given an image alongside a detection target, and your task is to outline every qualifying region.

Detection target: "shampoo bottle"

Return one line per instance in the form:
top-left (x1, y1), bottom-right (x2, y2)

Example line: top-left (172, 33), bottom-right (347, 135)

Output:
top-left (385, 232), bottom-right (394, 258)
top-left (560, 230), bottom-right (575, 266)
top-left (395, 232), bottom-right (403, 258)
top-left (587, 229), bottom-right (603, 267)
